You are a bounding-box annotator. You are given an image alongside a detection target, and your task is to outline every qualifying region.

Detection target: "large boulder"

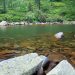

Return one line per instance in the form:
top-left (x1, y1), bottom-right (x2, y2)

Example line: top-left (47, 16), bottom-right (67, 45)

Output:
top-left (39, 55), bottom-right (49, 67)
top-left (0, 21), bottom-right (8, 26)
top-left (0, 53), bottom-right (43, 75)
top-left (47, 60), bottom-right (75, 75)
top-left (54, 32), bottom-right (64, 39)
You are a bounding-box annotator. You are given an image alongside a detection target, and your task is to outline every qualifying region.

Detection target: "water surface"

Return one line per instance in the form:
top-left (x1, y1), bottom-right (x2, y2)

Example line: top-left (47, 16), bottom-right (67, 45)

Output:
top-left (0, 25), bottom-right (75, 64)
top-left (0, 25), bottom-right (75, 41)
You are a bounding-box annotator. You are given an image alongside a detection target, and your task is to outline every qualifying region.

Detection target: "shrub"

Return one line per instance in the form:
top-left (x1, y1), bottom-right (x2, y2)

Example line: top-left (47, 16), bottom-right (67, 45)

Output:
top-left (25, 11), bottom-right (36, 22)
top-left (35, 10), bottom-right (47, 22)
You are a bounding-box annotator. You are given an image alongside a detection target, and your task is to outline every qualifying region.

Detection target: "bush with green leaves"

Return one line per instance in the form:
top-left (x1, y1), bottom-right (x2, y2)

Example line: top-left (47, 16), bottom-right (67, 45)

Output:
top-left (0, 0), bottom-right (75, 22)
top-left (25, 11), bottom-right (36, 22)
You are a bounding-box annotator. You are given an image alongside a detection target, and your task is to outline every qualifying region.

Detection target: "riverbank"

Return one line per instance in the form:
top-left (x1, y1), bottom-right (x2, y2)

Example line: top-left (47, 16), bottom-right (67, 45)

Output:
top-left (0, 21), bottom-right (75, 26)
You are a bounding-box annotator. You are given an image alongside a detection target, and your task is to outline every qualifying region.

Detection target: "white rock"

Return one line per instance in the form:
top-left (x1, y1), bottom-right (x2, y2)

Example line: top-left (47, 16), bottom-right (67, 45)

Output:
top-left (9, 22), bottom-right (15, 25)
top-left (39, 55), bottom-right (49, 67)
top-left (0, 53), bottom-right (43, 75)
top-left (0, 21), bottom-right (8, 26)
top-left (54, 32), bottom-right (64, 39)
top-left (24, 22), bottom-right (28, 25)
top-left (20, 22), bottom-right (25, 25)
top-left (14, 22), bottom-right (20, 25)
top-left (47, 60), bottom-right (75, 75)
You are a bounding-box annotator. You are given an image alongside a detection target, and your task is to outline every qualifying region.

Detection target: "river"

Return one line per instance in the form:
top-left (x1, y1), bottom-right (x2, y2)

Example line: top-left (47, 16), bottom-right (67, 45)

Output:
top-left (0, 25), bottom-right (75, 66)
top-left (0, 25), bottom-right (75, 41)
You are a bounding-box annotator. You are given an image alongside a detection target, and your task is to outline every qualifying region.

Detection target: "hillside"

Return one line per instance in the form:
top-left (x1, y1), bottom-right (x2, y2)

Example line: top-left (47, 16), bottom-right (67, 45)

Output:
top-left (0, 0), bottom-right (75, 22)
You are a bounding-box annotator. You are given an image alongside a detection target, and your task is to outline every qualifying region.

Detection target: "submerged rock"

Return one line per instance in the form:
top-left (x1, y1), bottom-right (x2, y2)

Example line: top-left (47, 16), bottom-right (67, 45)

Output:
top-left (0, 53), bottom-right (43, 75)
top-left (47, 60), bottom-right (75, 75)
top-left (0, 21), bottom-right (8, 26)
top-left (54, 32), bottom-right (64, 39)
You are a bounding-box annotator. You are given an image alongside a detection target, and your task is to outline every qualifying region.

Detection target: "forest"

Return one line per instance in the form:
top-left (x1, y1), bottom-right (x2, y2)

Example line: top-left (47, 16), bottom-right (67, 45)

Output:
top-left (0, 0), bottom-right (75, 22)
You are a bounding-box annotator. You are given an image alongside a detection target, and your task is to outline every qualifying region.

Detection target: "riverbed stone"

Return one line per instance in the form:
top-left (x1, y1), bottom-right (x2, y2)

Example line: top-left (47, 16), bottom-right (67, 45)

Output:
top-left (54, 32), bottom-right (64, 39)
top-left (14, 22), bottom-right (20, 25)
top-left (39, 55), bottom-right (49, 67)
top-left (47, 60), bottom-right (75, 75)
top-left (0, 21), bottom-right (8, 26)
top-left (0, 53), bottom-right (43, 75)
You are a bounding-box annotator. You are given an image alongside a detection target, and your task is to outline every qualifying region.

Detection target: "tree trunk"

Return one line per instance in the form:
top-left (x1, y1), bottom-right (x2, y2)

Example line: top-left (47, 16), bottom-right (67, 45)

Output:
top-left (35, 0), bottom-right (41, 10)
top-left (3, 0), bottom-right (6, 13)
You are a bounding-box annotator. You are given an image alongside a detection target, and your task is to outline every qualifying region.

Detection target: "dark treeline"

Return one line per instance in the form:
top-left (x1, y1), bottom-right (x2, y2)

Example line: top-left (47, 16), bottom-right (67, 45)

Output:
top-left (0, 0), bottom-right (75, 22)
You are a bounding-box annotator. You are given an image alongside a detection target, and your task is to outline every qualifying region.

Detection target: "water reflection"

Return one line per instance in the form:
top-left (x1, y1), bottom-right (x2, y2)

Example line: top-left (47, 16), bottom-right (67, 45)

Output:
top-left (0, 26), bottom-right (7, 31)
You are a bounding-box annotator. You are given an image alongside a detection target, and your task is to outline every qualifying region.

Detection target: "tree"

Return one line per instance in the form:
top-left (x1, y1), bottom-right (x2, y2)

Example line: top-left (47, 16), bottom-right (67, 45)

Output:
top-left (3, 0), bottom-right (7, 13)
top-left (35, 0), bottom-right (41, 10)
top-left (0, 0), bottom-right (7, 13)
top-left (64, 0), bottom-right (75, 13)
top-left (63, 0), bottom-right (75, 20)
top-left (49, 0), bottom-right (62, 2)
top-left (7, 0), bottom-right (13, 9)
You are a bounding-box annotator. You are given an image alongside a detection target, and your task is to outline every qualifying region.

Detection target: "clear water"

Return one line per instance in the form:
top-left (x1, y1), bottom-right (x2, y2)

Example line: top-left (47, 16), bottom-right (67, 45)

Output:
top-left (0, 25), bottom-right (75, 42)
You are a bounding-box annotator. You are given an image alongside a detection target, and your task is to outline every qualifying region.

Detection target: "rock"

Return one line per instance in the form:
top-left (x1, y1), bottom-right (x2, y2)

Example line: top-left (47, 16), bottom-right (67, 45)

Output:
top-left (0, 59), bottom-right (4, 62)
top-left (39, 55), bottom-right (50, 71)
top-left (14, 22), bottom-right (20, 25)
top-left (20, 22), bottom-right (25, 25)
top-left (40, 55), bottom-right (49, 67)
top-left (47, 60), bottom-right (75, 75)
top-left (32, 67), bottom-right (46, 75)
top-left (0, 21), bottom-right (8, 26)
top-left (9, 22), bottom-right (15, 26)
top-left (24, 22), bottom-right (28, 25)
top-left (0, 53), bottom-right (43, 75)
top-left (45, 60), bottom-right (59, 74)
top-left (54, 32), bottom-right (64, 39)
top-left (37, 67), bottom-right (44, 75)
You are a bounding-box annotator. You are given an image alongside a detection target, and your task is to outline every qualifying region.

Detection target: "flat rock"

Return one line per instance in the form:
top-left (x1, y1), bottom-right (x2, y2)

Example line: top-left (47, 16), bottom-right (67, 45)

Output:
top-left (47, 60), bottom-right (75, 75)
top-left (0, 53), bottom-right (43, 75)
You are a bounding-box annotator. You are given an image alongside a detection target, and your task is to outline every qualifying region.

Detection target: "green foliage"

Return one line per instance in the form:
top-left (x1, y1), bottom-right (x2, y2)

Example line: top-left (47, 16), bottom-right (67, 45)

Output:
top-left (34, 10), bottom-right (47, 22)
top-left (0, 0), bottom-right (7, 13)
top-left (35, 0), bottom-right (40, 9)
top-left (0, 0), bottom-right (75, 22)
top-left (25, 11), bottom-right (36, 22)
top-left (63, 0), bottom-right (75, 20)
top-left (46, 14), bottom-right (63, 22)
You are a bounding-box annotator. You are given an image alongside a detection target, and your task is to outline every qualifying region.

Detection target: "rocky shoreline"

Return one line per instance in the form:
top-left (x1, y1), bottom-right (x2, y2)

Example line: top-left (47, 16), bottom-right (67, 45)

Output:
top-left (0, 53), bottom-right (75, 75)
top-left (0, 21), bottom-right (75, 26)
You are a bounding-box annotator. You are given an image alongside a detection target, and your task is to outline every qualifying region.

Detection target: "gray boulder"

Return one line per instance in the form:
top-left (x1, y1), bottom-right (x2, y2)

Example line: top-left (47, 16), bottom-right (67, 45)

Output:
top-left (0, 21), bottom-right (8, 26)
top-left (54, 32), bottom-right (64, 39)
top-left (0, 53), bottom-right (43, 75)
top-left (39, 55), bottom-right (49, 67)
top-left (47, 60), bottom-right (75, 75)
